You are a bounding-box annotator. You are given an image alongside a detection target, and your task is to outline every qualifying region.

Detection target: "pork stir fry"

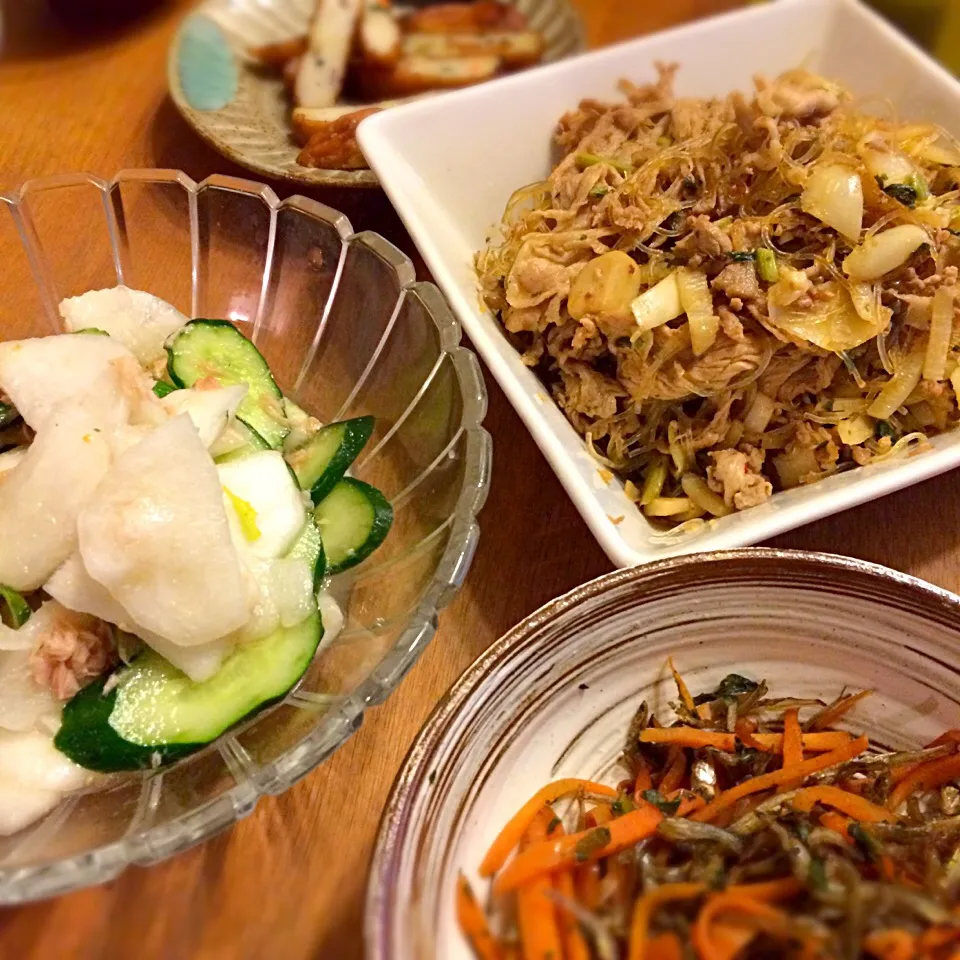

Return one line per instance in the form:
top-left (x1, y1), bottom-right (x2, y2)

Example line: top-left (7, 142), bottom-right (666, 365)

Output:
top-left (478, 66), bottom-right (960, 527)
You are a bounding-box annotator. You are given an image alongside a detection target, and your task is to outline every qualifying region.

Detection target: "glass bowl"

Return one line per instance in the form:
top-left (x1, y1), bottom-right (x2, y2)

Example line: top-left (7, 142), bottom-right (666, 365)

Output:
top-left (365, 548), bottom-right (960, 960)
top-left (0, 170), bottom-right (490, 903)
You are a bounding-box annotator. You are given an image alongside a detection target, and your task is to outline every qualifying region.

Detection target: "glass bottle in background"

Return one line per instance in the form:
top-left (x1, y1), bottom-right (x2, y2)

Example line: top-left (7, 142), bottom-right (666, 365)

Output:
top-left (866, 0), bottom-right (960, 75)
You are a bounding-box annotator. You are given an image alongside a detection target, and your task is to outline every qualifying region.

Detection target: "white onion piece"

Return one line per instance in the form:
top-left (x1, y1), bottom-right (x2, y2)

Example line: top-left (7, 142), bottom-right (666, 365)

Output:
top-left (923, 286), bottom-right (955, 383)
top-left (0, 730), bottom-right (90, 793)
top-left (801, 164), bottom-right (864, 242)
top-left (0, 781), bottom-right (60, 837)
top-left (676, 268), bottom-right (718, 356)
top-left (631, 271), bottom-right (683, 334)
top-left (837, 414), bottom-right (875, 446)
top-left (861, 147), bottom-right (916, 185)
top-left (868, 349), bottom-right (924, 419)
top-left (917, 140), bottom-right (960, 166)
top-left (843, 225), bottom-right (929, 281)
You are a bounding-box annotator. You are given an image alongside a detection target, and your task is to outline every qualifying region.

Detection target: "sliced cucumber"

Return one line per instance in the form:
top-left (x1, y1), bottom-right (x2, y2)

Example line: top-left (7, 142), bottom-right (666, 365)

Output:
top-left (152, 380), bottom-right (176, 398)
top-left (313, 478), bottom-right (392, 574)
top-left (166, 320), bottom-right (289, 449)
top-left (285, 515), bottom-right (326, 588)
top-left (286, 416), bottom-right (374, 504)
top-left (211, 419), bottom-right (271, 463)
top-left (54, 612), bottom-right (322, 773)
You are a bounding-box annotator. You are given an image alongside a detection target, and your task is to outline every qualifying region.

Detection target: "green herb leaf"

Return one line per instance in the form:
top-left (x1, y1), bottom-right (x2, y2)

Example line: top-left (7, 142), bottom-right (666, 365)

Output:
top-left (589, 185), bottom-right (609, 198)
top-left (875, 419), bottom-right (896, 440)
top-left (641, 789), bottom-right (682, 816)
top-left (574, 826), bottom-right (611, 862)
top-left (849, 822), bottom-right (879, 863)
top-left (730, 250), bottom-right (756, 262)
top-left (0, 585), bottom-right (30, 628)
top-left (882, 182), bottom-right (918, 208)
top-left (153, 381), bottom-right (177, 398)
top-left (715, 674), bottom-right (759, 700)
top-left (611, 794), bottom-right (636, 817)
top-left (808, 856), bottom-right (828, 891)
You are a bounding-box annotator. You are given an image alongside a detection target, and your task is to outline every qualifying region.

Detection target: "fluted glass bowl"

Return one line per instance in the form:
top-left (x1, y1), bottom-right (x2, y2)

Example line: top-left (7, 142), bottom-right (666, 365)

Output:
top-left (0, 169), bottom-right (490, 903)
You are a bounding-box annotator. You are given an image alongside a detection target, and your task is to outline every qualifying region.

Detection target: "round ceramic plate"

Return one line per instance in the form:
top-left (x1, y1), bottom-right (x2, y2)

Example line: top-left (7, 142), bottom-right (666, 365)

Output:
top-left (168, 0), bottom-right (586, 188)
top-left (364, 548), bottom-right (960, 960)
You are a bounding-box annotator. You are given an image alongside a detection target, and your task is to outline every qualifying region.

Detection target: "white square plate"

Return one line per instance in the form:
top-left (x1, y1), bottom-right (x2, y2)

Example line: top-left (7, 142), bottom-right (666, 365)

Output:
top-left (359, 0), bottom-right (960, 567)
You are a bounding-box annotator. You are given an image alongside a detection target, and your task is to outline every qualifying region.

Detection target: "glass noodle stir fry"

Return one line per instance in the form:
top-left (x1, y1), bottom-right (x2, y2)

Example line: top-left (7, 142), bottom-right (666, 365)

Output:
top-left (458, 665), bottom-right (960, 960)
top-left (477, 67), bottom-right (960, 529)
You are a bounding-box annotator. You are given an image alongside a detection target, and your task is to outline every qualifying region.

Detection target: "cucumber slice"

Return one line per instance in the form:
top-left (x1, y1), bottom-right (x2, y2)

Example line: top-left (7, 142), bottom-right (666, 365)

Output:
top-left (54, 612), bottom-right (322, 773)
top-left (211, 419), bottom-right (271, 463)
top-left (285, 515), bottom-right (327, 588)
top-left (152, 380), bottom-right (176, 398)
top-left (166, 320), bottom-right (289, 449)
top-left (313, 478), bottom-right (392, 574)
top-left (286, 416), bottom-right (374, 504)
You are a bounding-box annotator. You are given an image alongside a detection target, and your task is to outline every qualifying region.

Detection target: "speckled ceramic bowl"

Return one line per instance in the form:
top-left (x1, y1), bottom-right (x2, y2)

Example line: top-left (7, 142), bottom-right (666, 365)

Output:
top-left (168, 0), bottom-right (587, 188)
top-left (366, 549), bottom-right (960, 960)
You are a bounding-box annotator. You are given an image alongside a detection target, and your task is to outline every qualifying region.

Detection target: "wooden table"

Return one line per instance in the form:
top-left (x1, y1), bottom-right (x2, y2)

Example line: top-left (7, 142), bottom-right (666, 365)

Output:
top-left (1, 0), bottom-right (959, 956)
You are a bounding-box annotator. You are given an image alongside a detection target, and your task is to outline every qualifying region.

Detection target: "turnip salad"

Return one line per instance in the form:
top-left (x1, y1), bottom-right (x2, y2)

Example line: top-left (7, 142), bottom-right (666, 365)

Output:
top-left (0, 286), bottom-right (392, 835)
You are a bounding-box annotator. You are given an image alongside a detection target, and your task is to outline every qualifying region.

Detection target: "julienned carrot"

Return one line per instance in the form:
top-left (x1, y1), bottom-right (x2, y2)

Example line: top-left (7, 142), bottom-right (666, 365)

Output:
top-left (708, 922), bottom-right (756, 960)
top-left (791, 785), bottom-right (895, 823)
top-left (638, 728), bottom-right (852, 753)
top-left (659, 747), bottom-right (687, 794)
top-left (819, 810), bottom-right (853, 842)
top-left (926, 729), bottom-right (960, 749)
top-left (628, 883), bottom-right (705, 960)
top-left (691, 735), bottom-right (869, 823)
top-left (554, 869), bottom-right (590, 960)
top-left (478, 778), bottom-right (617, 876)
top-left (575, 861), bottom-right (601, 910)
top-left (863, 929), bottom-right (917, 960)
top-left (517, 809), bottom-right (563, 960)
top-left (634, 757), bottom-right (653, 798)
top-left (807, 688), bottom-right (873, 730)
top-left (887, 753), bottom-right (960, 811)
top-left (494, 804), bottom-right (664, 894)
top-left (778, 708), bottom-right (804, 793)
top-left (692, 891), bottom-right (796, 960)
top-left (729, 877), bottom-right (801, 902)
top-left (646, 932), bottom-right (683, 960)
top-left (669, 657), bottom-right (695, 712)
top-left (590, 804), bottom-right (613, 826)
top-left (456, 873), bottom-right (505, 960)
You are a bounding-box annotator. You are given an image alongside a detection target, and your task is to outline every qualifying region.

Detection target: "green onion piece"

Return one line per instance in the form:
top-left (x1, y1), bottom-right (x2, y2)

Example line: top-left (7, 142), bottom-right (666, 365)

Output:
top-left (611, 793), bottom-right (636, 817)
top-left (756, 248), bottom-right (779, 283)
top-left (641, 790), bottom-right (682, 816)
top-left (575, 153), bottom-right (632, 176)
top-left (589, 185), bottom-right (609, 198)
top-left (849, 822), bottom-right (879, 863)
top-left (875, 419), bottom-right (896, 440)
top-left (573, 826), bottom-right (611, 862)
top-left (730, 250), bottom-right (756, 262)
top-left (882, 182), bottom-right (918, 208)
top-left (909, 172), bottom-right (931, 202)
top-left (0, 585), bottom-right (31, 628)
top-left (153, 381), bottom-right (176, 398)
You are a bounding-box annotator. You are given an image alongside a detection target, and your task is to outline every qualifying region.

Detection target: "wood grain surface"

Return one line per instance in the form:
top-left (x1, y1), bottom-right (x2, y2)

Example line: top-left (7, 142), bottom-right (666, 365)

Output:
top-left (2, 0), bottom-right (959, 957)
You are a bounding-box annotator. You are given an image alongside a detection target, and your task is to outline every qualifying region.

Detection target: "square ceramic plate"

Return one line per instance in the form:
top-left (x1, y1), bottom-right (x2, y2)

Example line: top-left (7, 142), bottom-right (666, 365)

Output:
top-left (359, 0), bottom-right (960, 567)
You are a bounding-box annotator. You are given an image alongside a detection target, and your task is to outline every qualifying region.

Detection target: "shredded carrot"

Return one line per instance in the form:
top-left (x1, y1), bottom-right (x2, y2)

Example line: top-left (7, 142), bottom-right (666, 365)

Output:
top-left (708, 922), bottom-right (756, 960)
top-left (554, 869), bottom-right (589, 960)
top-left (575, 861), bottom-right (601, 910)
top-left (639, 727), bottom-right (851, 753)
top-left (691, 735), bottom-right (869, 823)
top-left (669, 657), bottom-right (696, 713)
top-left (807, 688), bottom-right (873, 730)
top-left (517, 809), bottom-right (563, 960)
top-left (887, 753), bottom-right (960, 811)
top-left (791, 785), bottom-right (895, 823)
top-left (778, 708), bottom-right (804, 793)
top-left (494, 804), bottom-right (663, 894)
top-left (590, 804), bottom-right (612, 826)
top-left (819, 810), bottom-right (853, 842)
top-left (728, 877), bottom-right (802, 902)
top-left (693, 891), bottom-right (795, 960)
top-left (456, 873), bottom-right (505, 960)
top-left (734, 717), bottom-right (769, 753)
top-left (628, 882), bottom-right (705, 960)
top-left (863, 929), bottom-right (917, 960)
top-left (659, 746), bottom-right (687, 794)
top-left (634, 756), bottom-right (653, 798)
top-left (479, 778), bottom-right (617, 876)
top-left (926, 730), bottom-right (960, 749)
top-left (646, 932), bottom-right (683, 960)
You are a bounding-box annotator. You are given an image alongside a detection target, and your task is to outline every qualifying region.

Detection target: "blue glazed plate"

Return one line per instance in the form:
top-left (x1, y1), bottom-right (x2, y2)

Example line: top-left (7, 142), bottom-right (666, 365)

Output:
top-left (167, 0), bottom-right (586, 188)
